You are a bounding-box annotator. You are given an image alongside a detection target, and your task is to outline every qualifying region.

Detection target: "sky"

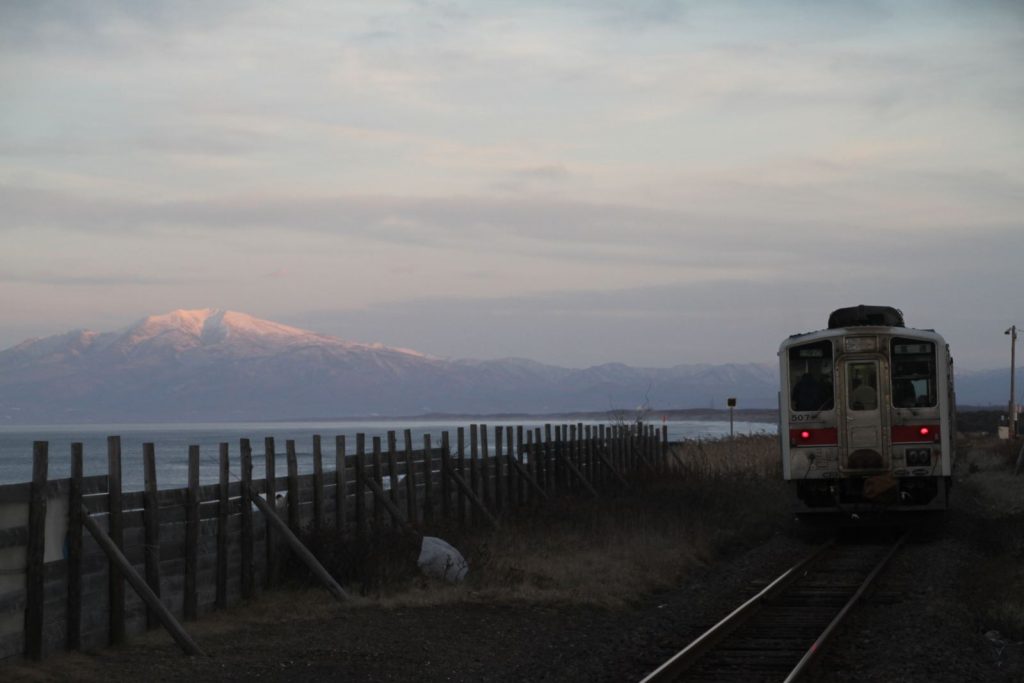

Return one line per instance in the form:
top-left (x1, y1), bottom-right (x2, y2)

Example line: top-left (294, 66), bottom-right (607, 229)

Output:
top-left (2, 0), bottom-right (1022, 370)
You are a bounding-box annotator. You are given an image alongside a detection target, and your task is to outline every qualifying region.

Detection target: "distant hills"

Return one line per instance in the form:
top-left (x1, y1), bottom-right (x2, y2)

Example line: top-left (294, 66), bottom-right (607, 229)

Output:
top-left (0, 309), bottom-right (778, 424)
top-left (0, 309), bottom-right (1015, 424)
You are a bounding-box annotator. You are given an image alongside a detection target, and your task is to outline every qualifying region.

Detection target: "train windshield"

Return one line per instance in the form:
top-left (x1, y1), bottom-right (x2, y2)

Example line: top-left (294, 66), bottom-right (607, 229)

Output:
top-left (789, 340), bottom-right (834, 412)
top-left (891, 338), bottom-right (937, 407)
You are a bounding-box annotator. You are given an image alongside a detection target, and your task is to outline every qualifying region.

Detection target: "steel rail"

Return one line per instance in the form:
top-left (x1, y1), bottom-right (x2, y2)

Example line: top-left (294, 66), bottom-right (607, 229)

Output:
top-left (782, 530), bottom-right (910, 682)
top-left (638, 540), bottom-right (834, 683)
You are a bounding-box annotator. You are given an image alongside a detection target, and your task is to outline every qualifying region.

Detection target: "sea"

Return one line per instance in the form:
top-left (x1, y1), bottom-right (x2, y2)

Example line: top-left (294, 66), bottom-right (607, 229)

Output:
top-left (0, 418), bottom-right (777, 490)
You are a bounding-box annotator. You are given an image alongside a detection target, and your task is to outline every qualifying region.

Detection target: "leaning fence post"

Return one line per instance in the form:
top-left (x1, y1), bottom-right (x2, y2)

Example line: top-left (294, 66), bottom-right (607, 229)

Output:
top-left (250, 495), bottom-right (349, 603)
top-left (25, 441), bottom-right (48, 660)
top-left (67, 443), bottom-right (83, 650)
top-left (81, 506), bottom-right (204, 656)
top-left (107, 435), bottom-right (125, 645)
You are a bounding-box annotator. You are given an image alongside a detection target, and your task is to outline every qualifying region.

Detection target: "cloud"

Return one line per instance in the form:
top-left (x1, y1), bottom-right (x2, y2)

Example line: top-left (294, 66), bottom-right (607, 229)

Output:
top-left (0, 271), bottom-right (194, 286)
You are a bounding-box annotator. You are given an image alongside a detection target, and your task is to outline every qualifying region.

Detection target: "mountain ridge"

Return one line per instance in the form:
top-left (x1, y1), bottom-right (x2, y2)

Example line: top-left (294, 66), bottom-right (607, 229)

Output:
top-left (1, 309), bottom-right (1013, 424)
top-left (0, 309), bottom-right (777, 423)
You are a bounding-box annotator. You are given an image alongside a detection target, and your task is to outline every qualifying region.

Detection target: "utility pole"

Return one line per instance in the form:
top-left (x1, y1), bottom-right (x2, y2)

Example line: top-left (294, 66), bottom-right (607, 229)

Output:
top-left (1008, 325), bottom-right (1018, 439)
top-left (727, 397), bottom-right (736, 436)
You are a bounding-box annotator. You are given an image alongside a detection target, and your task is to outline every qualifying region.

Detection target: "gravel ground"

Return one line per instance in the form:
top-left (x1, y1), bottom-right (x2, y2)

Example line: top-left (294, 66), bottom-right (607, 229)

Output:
top-left (9, 441), bottom-right (1022, 682)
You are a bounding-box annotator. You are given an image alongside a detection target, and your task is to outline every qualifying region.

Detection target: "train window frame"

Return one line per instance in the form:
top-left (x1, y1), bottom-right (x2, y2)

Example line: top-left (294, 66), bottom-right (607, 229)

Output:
top-left (788, 340), bottom-right (835, 412)
top-left (847, 361), bottom-right (879, 411)
top-left (890, 337), bottom-right (937, 408)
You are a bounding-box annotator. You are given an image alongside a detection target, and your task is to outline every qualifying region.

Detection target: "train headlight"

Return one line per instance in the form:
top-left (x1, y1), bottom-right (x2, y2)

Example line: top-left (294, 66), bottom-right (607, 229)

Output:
top-left (906, 448), bottom-right (931, 466)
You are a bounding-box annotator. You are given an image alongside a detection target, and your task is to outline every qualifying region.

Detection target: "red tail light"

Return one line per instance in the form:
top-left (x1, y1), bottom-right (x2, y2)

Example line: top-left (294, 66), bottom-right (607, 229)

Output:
top-left (789, 428), bottom-right (838, 447)
top-left (891, 425), bottom-right (939, 443)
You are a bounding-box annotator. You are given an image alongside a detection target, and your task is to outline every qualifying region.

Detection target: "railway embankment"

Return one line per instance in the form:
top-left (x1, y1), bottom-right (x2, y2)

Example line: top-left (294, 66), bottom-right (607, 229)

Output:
top-left (12, 436), bottom-right (1022, 682)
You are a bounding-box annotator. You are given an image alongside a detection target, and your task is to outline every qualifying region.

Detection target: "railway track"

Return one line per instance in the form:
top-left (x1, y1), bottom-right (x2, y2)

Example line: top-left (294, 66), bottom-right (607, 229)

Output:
top-left (640, 530), bottom-right (910, 683)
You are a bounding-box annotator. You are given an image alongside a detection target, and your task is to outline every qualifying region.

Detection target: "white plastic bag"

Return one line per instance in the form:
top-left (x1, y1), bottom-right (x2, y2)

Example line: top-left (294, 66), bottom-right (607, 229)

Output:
top-left (417, 536), bottom-right (469, 583)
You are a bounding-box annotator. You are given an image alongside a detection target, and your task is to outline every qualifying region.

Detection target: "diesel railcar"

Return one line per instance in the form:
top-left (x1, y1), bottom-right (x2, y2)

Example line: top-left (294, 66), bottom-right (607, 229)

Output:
top-left (779, 306), bottom-right (955, 513)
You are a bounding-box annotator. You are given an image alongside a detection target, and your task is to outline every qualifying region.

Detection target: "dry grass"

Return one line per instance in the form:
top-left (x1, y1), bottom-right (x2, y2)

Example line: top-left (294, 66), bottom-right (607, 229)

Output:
top-left (335, 434), bottom-right (789, 608)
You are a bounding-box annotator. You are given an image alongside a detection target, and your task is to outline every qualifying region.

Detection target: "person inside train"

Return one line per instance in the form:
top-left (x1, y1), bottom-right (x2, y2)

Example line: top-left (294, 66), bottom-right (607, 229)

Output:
top-left (894, 379), bottom-right (917, 408)
top-left (851, 376), bottom-right (878, 410)
top-left (792, 371), bottom-right (833, 412)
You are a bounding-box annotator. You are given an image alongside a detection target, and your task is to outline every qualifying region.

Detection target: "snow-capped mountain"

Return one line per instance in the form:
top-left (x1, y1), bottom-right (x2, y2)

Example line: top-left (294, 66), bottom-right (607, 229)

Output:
top-left (0, 309), bottom-right (778, 423)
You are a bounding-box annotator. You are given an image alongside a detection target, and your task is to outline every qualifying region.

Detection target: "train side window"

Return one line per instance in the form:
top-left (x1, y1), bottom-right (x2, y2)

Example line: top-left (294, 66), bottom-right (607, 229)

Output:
top-left (891, 338), bottom-right (937, 407)
top-left (848, 362), bottom-right (879, 411)
top-left (789, 340), bottom-right (834, 412)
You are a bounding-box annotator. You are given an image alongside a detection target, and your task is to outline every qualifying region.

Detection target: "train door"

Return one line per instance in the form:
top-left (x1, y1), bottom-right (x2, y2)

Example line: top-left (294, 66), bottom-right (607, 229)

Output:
top-left (838, 358), bottom-right (889, 470)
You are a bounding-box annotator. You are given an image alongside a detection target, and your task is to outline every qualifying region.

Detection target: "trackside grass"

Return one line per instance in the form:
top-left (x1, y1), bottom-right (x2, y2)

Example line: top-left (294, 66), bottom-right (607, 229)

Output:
top-left (325, 434), bottom-right (790, 607)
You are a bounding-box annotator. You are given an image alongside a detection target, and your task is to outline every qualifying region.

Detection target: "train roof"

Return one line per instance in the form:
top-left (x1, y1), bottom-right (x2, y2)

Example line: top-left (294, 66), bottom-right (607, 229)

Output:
top-left (780, 324), bottom-right (945, 352)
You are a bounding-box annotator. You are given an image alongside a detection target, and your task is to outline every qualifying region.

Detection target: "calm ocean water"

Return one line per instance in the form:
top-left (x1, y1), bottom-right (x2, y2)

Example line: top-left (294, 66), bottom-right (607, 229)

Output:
top-left (0, 419), bottom-right (777, 489)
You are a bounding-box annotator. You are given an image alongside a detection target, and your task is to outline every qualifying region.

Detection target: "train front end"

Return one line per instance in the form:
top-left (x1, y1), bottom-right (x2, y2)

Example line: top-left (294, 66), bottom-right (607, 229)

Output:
top-left (779, 306), bottom-right (955, 514)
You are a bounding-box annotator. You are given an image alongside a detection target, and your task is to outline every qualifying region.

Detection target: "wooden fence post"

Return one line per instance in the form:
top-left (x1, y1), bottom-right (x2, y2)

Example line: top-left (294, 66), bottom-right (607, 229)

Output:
top-left (372, 437), bottom-right (383, 529)
top-left (313, 435), bottom-right (324, 537)
top-left (107, 435), bottom-right (125, 645)
top-left (67, 443), bottom-right (83, 650)
top-left (387, 431), bottom-right (399, 507)
top-left (185, 445), bottom-right (200, 621)
top-left (662, 424), bottom-right (669, 465)
top-left (526, 430), bottom-right (535, 501)
top-left (422, 433), bottom-right (434, 524)
top-left (494, 426), bottom-right (504, 513)
top-left (535, 428), bottom-right (544, 491)
top-left (142, 443), bottom-right (161, 628)
top-left (25, 441), bottom-right (48, 660)
top-left (569, 424), bottom-right (577, 492)
top-left (441, 431), bottom-right (452, 521)
top-left (543, 424), bottom-right (553, 492)
top-left (239, 439), bottom-right (255, 600)
top-left (480, 424), bottom-right (491, 512)
top-left (217, 443), bottom-right (229, 611)
top-left (264, 437), bottom-right (277, 588)
top-left (584, 425), bottom-right (592, 484)
top-left (512, 428), bottom-right (520, 507)
top-left (508, 426), bottom-right (517, 507)
top-left (286, 440), bottom-right (299, 535)
top-left (470, 424), bottom-right (480, 525)
top-left (457, 428), bottom-right (466, 525)
top-left (403, 430), bottom-right (418, 526)
top-left (554, 425), bottom-right (563, 494)
top-left (335, 435), bottom-right (347, 533)
top-left (355, 434), bottom-right (366, 540)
